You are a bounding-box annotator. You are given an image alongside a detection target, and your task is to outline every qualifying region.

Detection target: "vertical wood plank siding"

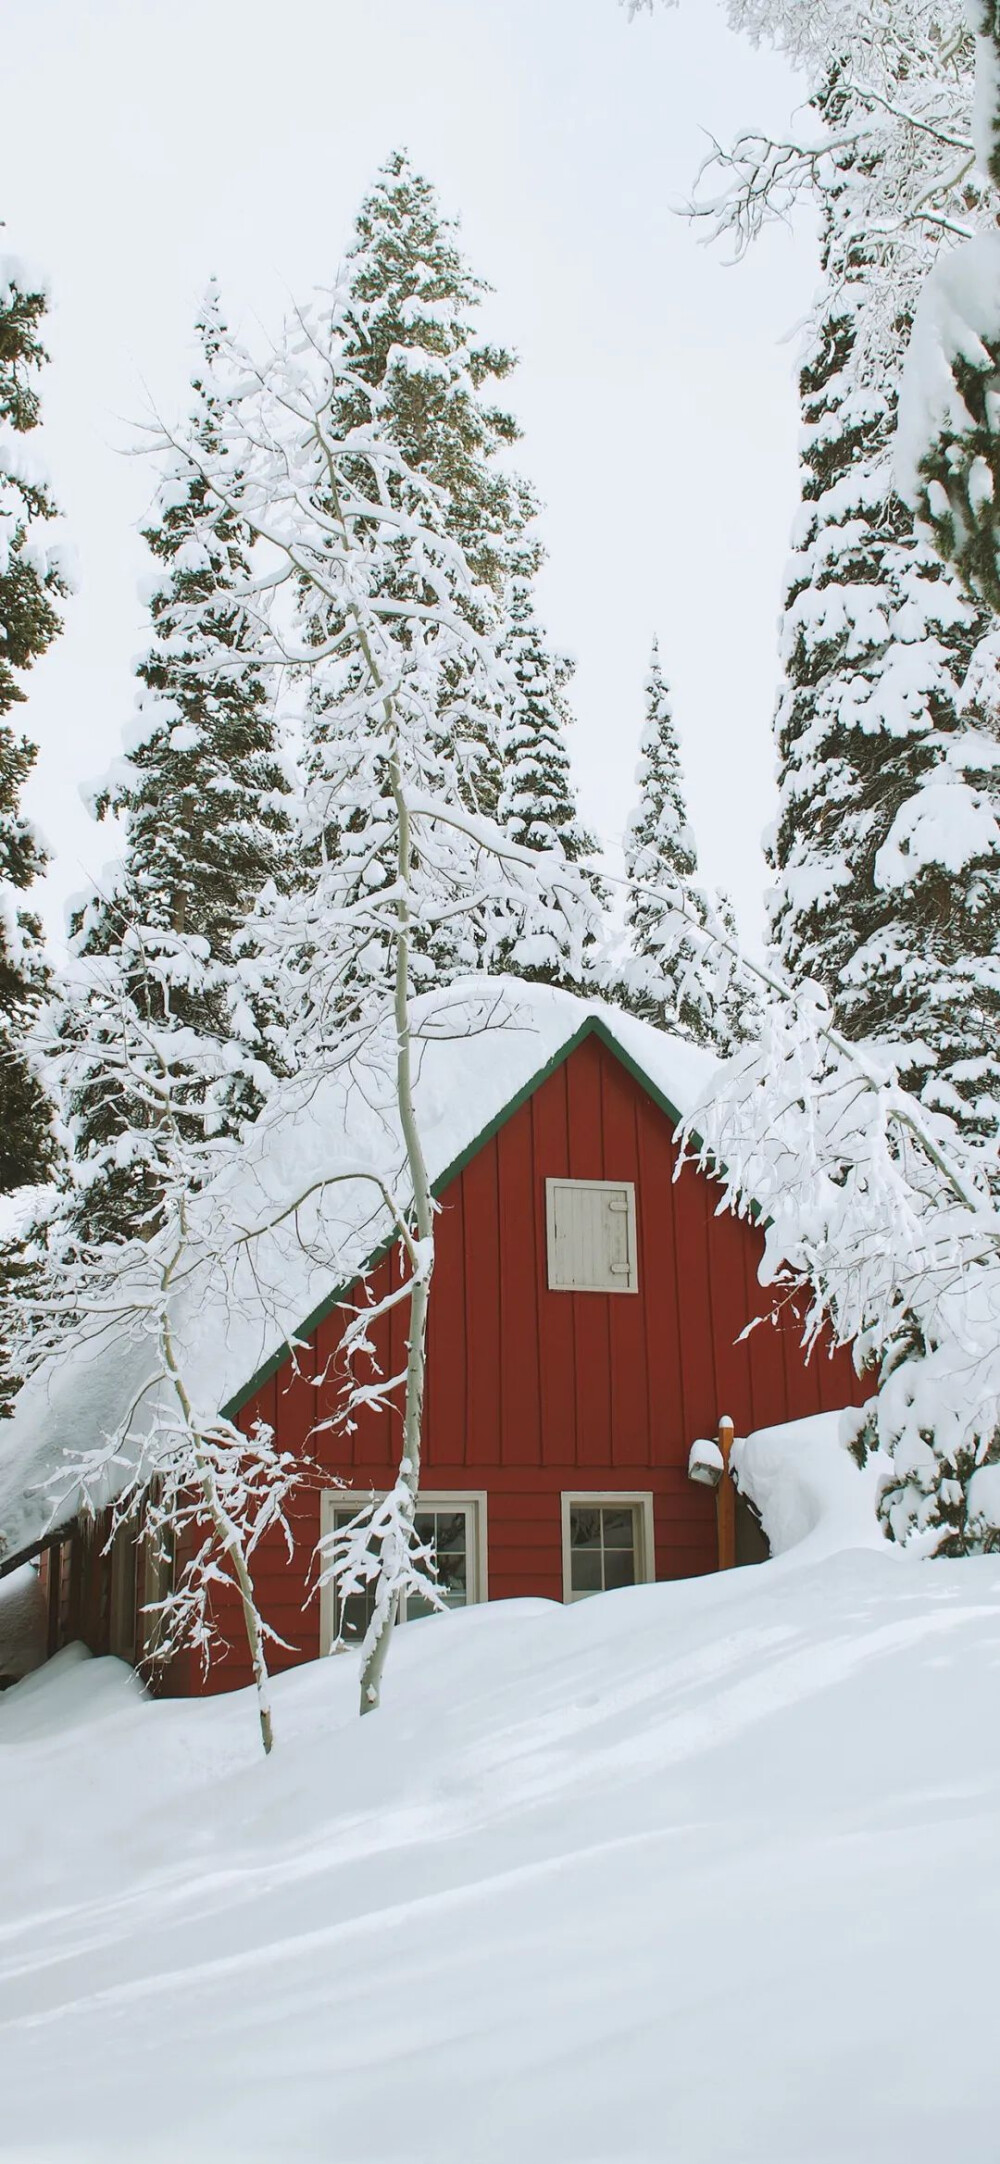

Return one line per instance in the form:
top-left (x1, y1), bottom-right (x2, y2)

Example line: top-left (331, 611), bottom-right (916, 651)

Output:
top-left (163, 1031), bottom-right (867, 1696)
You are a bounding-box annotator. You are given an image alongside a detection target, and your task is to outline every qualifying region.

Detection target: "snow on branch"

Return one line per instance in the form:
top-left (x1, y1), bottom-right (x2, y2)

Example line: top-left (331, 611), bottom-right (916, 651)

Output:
top-left (315, 1484), bottom-right (445, 1668)
top-left (139, 284), bottom-right (603, 1710)
top-left (615, 845), bottom-right (1000, 1549)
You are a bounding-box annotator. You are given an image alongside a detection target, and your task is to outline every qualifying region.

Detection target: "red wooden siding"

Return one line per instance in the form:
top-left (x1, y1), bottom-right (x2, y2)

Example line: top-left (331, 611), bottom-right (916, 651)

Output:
top-left (160, 1030), bottom-right (866, 1697)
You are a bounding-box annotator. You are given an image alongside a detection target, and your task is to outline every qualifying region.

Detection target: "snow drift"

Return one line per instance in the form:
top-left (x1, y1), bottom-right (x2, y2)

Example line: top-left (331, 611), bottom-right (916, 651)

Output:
top-left (1, 1520), bottom-right (999, 2161)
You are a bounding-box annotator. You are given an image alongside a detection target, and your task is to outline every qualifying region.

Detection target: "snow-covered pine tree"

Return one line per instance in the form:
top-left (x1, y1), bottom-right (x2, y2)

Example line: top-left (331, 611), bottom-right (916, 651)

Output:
top-left (622, 640), bottom-right (749, 1052)
top-left (673, 6), bottom-right (1000, 1128)
top-left (312, 148), bottom-right (525, 835)
top-left (756, 76), bottom-right (1000, 1143)
top-left (667, 15), bottom-right (1000, 1550)
top-left (303, 149), bottom-right (600, 989)
top-left (895, 11), bottom-right (1000, 618)
top-left (337, 147), bottom-right (526, 600)
top-left (494, 568), bottom-right (603, 984)
top-left (65, 286), bottom-right (290, 1243)
top-left (0, 249), bottom-right (67, 1193)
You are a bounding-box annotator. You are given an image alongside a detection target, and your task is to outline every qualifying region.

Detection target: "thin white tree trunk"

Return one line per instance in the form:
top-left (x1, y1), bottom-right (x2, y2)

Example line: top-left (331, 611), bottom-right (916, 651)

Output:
top-left (160, 1234), bottom-right (275, 1756)
top-left (299, 431), bottom-right (437, 1718)
top-left (359, 741), bottom-right (434, 1716)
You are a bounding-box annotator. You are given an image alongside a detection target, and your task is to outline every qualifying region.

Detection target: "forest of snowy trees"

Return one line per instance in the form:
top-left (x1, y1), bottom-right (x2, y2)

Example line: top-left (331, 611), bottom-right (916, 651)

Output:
top-left (10, 2), bottom-right (1000, 1728)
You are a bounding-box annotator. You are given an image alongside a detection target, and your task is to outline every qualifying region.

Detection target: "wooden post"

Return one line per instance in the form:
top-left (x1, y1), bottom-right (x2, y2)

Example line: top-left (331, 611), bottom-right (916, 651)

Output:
top-left (716, 1414), bottom-right (736, 1572)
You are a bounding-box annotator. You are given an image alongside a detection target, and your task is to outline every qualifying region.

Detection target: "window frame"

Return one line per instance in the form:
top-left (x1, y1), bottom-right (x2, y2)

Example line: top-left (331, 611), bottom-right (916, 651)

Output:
top-left (319, 1489), bottom-right (489, 1654)
top-left (561, 1491), bottom-right (656, 1603)
top-left (545, 1176), bottom-right (639, 1295)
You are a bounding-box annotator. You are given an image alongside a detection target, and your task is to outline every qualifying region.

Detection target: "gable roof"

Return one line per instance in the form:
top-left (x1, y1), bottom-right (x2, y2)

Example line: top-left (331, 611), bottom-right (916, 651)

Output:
top-left (0, 981), bottom-right (720, 1570)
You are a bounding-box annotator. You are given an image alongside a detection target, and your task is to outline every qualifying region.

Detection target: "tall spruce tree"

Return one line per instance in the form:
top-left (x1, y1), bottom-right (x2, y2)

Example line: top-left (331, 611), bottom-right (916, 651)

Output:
top-left (768, 76), bottom-right (1000, 1142)
top-left (306, 149), bottom-right (601, 987)
top-left (65, 288), bottom-right (290, 1243)
top-left (0, 250), bottom-right (67, 1192)
top-left (315, 147), bottom-right (527, 828)
top-left (336, 148), bottom-right (527, 597)
top-left (623, 641), bottom-right (747, 1052)
top-left (494, 570), bottom-right (603, 982)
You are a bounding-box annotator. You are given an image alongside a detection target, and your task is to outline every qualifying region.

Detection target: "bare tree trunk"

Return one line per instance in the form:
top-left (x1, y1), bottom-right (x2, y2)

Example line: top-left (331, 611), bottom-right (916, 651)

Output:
top-left (276, 429), bottom-right (436, 1717)
top-left (195, 1458), bottom-right (275, 1756)
top-left (160, 1237), bottom-right (275, 1756)
top-left (359, 744), bottom-right (434, 1716)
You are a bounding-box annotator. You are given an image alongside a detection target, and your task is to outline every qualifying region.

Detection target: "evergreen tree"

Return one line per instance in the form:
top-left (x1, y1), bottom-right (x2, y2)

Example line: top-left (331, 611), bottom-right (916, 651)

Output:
top-left (681, 12), bottom-right (1000, 1549)
top-left (623, 641), bottom-right (747, 1052)
top-left (312, 148), bottom-right (529, 829)
top-left (307, 150), bottom-right (601, 987)
top-left (494, 570), bottom-right (603, 982)
top-left (337, 147), bottom-right (527, 598)
top-left (768, 77), bottom-right (1000, 1142)
top-left (64, 287), bottom-right (290, 1243)
top-left (0, 249), bottom-right (67, 1191)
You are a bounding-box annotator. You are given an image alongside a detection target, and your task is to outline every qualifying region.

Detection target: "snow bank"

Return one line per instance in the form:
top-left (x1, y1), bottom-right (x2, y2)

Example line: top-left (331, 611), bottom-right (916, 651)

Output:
top-left (2, 1551), bottom-right (1000, 2160)
top-left (0, 981), bottom-right (719, 1565)
top-left (732, 1409), bottom-right (887, 1563)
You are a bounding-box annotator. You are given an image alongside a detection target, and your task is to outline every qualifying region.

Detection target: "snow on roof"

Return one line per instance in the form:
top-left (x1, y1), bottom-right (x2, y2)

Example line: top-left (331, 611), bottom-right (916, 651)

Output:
top-left (0, 979), bottom-right (719, 1568)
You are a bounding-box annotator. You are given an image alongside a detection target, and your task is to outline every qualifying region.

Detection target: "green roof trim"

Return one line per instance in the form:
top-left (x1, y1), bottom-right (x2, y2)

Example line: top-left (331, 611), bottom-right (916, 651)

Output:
top-left (220, 1014), bottom-right (708, 1423)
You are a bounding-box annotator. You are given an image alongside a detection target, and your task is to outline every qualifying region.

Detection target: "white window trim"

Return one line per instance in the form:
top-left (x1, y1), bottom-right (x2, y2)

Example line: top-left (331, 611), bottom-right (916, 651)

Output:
top-left (319, 1489), bottom-right (489, 1655)
top-left (545, 1176), bottom-right (639, 1295)
top-left (560, 1491), bottom-right (656, 1603)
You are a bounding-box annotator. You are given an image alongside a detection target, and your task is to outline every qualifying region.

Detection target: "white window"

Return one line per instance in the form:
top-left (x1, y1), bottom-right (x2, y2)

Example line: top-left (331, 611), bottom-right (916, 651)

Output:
top-left (319, 1491), bottom-right (488, 1653)
top-left (561, 1493), bottom-right (655, 1601)
top-left (545, 1177), bottom-right (638, 1294)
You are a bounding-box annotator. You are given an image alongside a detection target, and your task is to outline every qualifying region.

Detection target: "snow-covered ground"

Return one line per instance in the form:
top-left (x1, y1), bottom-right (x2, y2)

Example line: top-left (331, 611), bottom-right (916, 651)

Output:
top-left (3, 1515), bottom-right (1000, 2162)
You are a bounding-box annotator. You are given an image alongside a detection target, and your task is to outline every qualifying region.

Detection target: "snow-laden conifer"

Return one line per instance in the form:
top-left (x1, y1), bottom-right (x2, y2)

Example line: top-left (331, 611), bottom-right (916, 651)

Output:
top-left (0, 249), bottom-right (68, 1193)
top-left (336, 148), bottom-right (527, 597)
top-left (649, 8), bottom-right (1000, 1543)
top-left (494, 570), bottom-right (603, 984)
top-left (312, 150), bottom-right (526, 831)
top-left (621, 641), bottom-right (751, 1052)
top-left (675, 1), bottom-right (1000, 628)
top-left (620, 0), bottom-right (1000, 1542)
top-left (696, 55), bottom-right (1000, 1138)
top-left (895, 11), bottom-right (1000, 619)
top-left (64, 288), bottom-right (290, 1243)
top-left (304, 151), bottom-right (601, 987)
top-left (771, 140), bottom-right (1000, 1134)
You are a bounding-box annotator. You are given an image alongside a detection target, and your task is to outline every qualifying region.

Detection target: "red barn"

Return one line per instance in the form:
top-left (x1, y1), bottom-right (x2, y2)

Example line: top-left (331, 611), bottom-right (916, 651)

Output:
top-left (0, 985), bottom-right (865, 1693)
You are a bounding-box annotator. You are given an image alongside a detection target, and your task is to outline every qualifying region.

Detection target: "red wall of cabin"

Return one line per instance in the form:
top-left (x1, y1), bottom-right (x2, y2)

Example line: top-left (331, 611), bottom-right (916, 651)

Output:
top-left (166, 1031), bottom-right (866, 1695)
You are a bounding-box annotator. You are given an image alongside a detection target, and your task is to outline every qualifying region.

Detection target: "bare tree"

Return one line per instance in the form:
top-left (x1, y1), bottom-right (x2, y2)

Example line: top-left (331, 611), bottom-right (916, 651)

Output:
top-left (146, 287), bottom-right (598, 1712)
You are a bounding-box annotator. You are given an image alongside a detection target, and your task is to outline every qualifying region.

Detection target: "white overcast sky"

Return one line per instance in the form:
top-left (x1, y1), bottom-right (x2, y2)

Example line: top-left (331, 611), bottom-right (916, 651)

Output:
top-left (4, 0), bottom-right (816, 950)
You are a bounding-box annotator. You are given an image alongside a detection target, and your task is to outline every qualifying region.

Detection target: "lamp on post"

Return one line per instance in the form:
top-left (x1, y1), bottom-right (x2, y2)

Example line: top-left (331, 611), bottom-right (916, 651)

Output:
top-left (687, 1414), bottom-right (737, 1571)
